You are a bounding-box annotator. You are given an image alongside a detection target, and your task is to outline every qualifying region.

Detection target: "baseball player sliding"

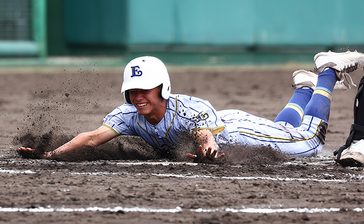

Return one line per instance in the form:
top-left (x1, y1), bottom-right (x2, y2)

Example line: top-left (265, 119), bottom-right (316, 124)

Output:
top-left (17, 51), bottom-right (364, 164)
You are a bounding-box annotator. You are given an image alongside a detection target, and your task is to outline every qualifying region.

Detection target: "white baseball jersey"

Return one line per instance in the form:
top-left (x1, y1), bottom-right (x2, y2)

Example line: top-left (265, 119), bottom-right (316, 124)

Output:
top-left (103, 94), bottom-right (324, 157)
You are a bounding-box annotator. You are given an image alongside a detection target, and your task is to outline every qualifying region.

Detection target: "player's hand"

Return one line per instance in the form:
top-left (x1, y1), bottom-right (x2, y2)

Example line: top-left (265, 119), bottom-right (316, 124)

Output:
top-left (16, 147), bottom-right (45, 159)
top-left (186, 145), bottom-right (225, 163)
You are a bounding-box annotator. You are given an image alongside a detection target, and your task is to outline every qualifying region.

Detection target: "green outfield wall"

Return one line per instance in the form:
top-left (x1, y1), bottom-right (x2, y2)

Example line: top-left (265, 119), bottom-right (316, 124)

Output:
top-left (127, 0), bottom-right (364, 46)
top-left (2, 0), bottom-right (364, 56)
top-left (54, 0), bottom-right (364, 55)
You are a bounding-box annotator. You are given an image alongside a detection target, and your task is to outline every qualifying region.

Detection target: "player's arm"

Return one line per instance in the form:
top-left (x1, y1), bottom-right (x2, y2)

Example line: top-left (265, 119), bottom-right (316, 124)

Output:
top-left (189, 129), bottom-right (224, 160)
top-left (17, 125), bottom-right (118, 161)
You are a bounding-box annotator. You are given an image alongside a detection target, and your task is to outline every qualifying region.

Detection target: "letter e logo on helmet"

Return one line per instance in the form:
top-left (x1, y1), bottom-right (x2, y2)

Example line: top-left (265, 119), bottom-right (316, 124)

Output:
top-left (131, 66), bottom-right (143, 77)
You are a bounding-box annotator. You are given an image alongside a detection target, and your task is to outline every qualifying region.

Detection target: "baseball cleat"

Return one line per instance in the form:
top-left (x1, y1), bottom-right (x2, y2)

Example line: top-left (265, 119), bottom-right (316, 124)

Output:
top-left (337, 139), bottom-right (364, 167)
top-left (314, 50), bottom-right (364, 89)
top-left (292, 69), bottom-right (349, 90)
top-left (314, 50), bottom-right (364, 73)
top-left (292, 70), bottom-right (317, 89)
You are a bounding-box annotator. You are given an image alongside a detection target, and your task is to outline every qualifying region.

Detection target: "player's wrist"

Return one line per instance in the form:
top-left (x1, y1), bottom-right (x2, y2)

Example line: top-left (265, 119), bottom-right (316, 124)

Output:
top-left (43, 151), bottom-right (53, 159)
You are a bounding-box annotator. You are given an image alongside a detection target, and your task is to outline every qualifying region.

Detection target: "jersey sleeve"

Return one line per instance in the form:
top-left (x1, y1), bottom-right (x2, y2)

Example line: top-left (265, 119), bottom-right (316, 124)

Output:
top-left (176, 95), bottom-right (225, 135)
top-left (102, 105), bottom-right (136, 136)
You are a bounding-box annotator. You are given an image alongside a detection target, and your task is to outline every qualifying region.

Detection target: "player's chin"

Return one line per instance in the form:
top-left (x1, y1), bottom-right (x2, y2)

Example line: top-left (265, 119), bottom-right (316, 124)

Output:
top-left (135, 106), bottom-right (151, 116)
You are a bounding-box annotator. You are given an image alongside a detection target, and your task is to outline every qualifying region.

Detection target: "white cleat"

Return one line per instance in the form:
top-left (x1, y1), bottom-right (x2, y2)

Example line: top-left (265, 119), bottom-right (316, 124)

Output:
top-left (337, 139), bottom-right (364, 167)
top-left (292, 70), bottom-right (317, 89)
top-left (314, 50), bottom-right (364, 73)
top-left (314, 50), bottom-right (364, 89)
top-left (292, 69), bottom-right (349, 90)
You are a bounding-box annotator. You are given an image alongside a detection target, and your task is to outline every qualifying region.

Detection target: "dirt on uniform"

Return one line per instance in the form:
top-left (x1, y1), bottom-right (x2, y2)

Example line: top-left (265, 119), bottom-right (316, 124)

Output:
top-left (0, 66), bottom-right (363, 223)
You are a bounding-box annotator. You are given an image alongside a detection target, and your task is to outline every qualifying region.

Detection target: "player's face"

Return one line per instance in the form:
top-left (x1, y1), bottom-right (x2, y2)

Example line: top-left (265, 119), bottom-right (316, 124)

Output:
top-left (128, 86), bottom-right (166, 124)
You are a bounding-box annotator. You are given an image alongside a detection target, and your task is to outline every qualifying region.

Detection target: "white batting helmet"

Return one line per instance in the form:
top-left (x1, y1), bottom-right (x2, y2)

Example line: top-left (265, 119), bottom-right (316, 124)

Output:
top-left (121, 56), bottom-right (171, 104)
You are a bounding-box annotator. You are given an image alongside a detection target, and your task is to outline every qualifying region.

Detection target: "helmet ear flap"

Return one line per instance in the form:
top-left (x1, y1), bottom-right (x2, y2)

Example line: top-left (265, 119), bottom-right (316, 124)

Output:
top-left (124, 90), bottom-right (132, 104)
top-left (160, 84), bottom-right (171, 100)
top-left (159, 85), bottom-right (163, 99)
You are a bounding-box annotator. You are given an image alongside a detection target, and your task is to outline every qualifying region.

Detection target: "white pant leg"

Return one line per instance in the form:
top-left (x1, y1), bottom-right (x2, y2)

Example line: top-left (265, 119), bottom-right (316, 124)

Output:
top-left (220, 110), bottom-right (324, 157)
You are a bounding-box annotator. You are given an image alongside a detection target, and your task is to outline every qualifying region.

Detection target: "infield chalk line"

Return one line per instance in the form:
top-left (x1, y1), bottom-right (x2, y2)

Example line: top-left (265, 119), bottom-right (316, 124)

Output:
top-left (1, 167), bottom-right (362, 183)
top-left (0, 206), bottom-right (362, 214)
top-left (115, 161), bottom-right (198, 166)
top-left (151, 173), bottom-right (349, 183)
top-left (0, 168), bottom-right (35, 174)
top-left (0, 160), bottom-right (199, 167)
top-left (0, 159), bottom-right (343, 168)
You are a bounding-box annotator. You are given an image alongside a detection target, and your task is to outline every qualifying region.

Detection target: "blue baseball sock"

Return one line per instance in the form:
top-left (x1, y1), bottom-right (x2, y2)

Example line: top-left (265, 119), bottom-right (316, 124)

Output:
top-left (274, 87), bottom-right (313, 127)
top-left (304, 68), bottom-right (337, 122)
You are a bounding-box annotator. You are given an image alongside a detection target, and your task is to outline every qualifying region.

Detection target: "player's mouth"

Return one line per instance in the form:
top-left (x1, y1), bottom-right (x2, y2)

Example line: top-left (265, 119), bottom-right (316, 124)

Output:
top-left (135, 103), bottom-right (148, 109)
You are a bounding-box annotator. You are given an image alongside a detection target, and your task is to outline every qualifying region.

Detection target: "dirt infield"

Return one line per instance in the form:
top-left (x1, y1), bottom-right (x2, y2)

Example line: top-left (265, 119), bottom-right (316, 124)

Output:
top-left (0, 66), bottom-right (363, 223)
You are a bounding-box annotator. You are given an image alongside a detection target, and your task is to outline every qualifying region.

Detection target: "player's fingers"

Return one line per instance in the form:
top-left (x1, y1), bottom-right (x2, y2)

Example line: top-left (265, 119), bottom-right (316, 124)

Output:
top-left (206, 147), bottom-right (212, 157)
top-left (16, 147), bottom-right (32, 152)
top-left (16, 147), bottom-right (43, 159)
top-left (210, 149), bottom-right (217, 159)
top-left (196, 145), bottom-right (206, 157)
top-left (186, 152), bottom-right (197, 159)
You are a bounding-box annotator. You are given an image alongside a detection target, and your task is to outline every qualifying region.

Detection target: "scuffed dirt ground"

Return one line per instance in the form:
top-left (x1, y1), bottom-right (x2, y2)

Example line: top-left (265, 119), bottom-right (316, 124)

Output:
top-left (0, 66), bottom-right (363, 223)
